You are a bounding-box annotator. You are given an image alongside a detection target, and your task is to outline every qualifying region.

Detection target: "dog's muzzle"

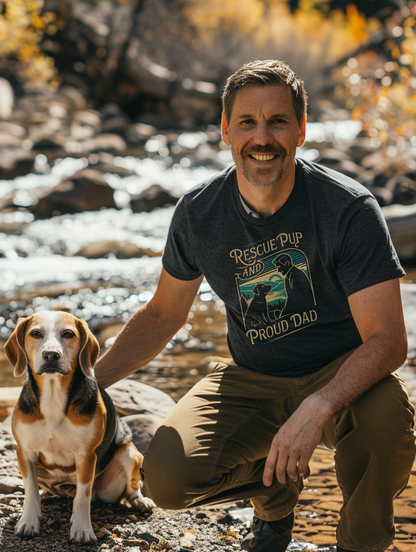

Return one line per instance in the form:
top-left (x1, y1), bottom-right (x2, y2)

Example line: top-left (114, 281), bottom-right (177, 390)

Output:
top-left (38, 362), bottom-right (66, 375)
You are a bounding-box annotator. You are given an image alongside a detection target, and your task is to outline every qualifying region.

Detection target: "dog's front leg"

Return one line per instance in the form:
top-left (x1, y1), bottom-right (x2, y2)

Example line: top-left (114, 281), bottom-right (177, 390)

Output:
top-left (70, 454), bottom-right (97, 544)
top-left (15, 453), bottom-right (42, 538)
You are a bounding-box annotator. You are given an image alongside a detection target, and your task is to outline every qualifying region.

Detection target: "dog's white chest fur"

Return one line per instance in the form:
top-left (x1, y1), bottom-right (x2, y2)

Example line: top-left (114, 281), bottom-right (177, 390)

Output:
top-left (17, 415), bottom-right (95, 471)
top-left (39, 374), bottom-right (69, 424)
top-left (17, 377), bottom-right (96, 470)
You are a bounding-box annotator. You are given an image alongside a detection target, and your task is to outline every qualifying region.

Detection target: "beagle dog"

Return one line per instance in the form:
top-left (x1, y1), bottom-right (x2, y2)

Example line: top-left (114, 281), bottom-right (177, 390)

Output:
top-left (4, 311), bottom-right (155, 544)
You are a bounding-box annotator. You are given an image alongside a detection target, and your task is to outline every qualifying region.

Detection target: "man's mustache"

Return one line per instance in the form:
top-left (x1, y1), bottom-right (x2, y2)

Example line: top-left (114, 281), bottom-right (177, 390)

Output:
top-left (242, 145), bottom-right (286, 156)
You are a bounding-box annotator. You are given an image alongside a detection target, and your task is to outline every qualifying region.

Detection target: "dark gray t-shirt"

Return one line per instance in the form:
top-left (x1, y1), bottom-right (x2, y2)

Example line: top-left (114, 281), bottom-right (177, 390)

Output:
top-left (162, 159), bottom-right (404, 377)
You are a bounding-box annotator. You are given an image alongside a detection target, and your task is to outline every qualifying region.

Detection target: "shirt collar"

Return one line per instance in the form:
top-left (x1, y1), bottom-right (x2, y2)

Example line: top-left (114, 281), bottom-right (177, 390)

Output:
top-left (239, 194), bottom-right (260, 219)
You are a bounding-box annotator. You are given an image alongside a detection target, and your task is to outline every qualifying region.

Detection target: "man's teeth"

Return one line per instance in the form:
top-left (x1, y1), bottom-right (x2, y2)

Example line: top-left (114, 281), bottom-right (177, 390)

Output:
top-left (251, 154), bottom-right (275, 161)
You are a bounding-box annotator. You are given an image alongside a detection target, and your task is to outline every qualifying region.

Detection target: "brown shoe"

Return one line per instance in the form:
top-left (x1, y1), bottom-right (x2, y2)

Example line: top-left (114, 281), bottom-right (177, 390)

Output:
top-left (241, 512), bottom-right (294, 551)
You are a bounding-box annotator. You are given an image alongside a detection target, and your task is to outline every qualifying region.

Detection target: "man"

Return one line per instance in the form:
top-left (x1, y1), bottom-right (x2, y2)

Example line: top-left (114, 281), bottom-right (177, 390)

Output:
top-left (96, 60), bottom-right (416, 552)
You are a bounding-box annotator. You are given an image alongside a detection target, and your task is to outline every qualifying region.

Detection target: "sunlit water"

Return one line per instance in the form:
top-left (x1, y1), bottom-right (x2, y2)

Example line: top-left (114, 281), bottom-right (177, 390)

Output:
top-left (0, 120), bottom-right (367, 395)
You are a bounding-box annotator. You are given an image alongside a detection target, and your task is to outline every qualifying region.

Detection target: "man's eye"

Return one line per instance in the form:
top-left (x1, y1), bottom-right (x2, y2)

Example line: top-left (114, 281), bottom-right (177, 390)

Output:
top-left (30, 331), bottom-right (43, 339)
top-left (62, 330), bottom-right (75, 339)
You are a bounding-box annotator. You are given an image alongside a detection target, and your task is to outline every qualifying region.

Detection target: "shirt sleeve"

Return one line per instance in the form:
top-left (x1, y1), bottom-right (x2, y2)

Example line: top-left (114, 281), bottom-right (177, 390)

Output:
top-left (336, 195), bottom-right (405, 297)
top-left (162, 195), bottom-right (203, 280)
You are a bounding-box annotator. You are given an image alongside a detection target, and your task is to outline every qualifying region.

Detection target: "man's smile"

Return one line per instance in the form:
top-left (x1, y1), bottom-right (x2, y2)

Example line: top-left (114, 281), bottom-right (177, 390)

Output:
top-left (249, 153), bottom-right (278, 161)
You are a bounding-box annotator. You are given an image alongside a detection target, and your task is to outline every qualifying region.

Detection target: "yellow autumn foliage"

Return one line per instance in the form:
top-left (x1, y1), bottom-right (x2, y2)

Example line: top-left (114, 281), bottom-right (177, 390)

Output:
top-left (336, 4), bottom-right (416, 171)
top-left (0, 0), bottom-right (57, 88)
top-left (183, 0), bottom-right (373, 67)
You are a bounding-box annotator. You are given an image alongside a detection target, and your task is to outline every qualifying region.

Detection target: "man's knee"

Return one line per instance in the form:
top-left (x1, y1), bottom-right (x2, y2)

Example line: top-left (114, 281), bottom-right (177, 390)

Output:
top-left (337, 375), bottom-right (415, 452)
top-left (141, 425), bottom-right (212, 510)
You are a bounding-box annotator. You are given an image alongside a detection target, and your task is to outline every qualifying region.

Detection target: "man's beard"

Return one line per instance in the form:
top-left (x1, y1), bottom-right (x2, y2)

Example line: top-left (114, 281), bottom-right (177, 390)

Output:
top-left (233, 145), bottom-right (294, 189)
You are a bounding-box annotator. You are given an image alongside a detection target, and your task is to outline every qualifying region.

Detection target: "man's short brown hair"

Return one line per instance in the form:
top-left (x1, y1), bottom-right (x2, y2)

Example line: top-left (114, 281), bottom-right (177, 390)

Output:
top-left (222, 59), bottom-right (308, 126)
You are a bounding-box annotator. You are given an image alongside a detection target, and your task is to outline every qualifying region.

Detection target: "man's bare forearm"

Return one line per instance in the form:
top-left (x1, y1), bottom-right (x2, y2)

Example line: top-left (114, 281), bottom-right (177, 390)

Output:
top-left (94, 301), bottom-right (183, 388)
top-left (94, 269), bottom-right (202, 388)
top-left (308, 329), bottom-right (407, 422)
top-left (264, 278), bottom-right (408, 485)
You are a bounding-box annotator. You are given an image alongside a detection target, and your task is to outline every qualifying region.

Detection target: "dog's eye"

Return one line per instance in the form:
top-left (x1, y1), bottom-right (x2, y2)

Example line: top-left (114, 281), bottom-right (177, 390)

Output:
top-left (62, 330), bottom-right (75, 339)
top-left (30, 331), bottom-right (43, 339)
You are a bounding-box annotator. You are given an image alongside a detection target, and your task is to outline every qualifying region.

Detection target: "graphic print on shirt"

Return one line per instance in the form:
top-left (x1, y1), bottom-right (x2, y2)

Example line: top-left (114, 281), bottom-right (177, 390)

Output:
top-left (230, 233), bottom-right (317, 345)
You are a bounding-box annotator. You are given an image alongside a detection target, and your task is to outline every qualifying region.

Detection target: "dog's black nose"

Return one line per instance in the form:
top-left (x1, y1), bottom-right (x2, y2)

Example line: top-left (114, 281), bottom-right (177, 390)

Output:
top-left (42, 350), bottom-right (61, 361)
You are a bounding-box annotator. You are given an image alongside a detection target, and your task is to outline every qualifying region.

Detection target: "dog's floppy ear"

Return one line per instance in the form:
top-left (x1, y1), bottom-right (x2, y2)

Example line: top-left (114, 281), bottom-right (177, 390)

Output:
top-left (4, 317), bottom-right (31, 377)
top-left (77, 318), bottom-right (100, 377)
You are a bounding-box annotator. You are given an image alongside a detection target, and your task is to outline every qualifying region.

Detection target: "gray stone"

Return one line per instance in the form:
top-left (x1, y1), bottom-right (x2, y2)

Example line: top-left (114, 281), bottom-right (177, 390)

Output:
top-left (107, 379), bottom-right (175, 418)
top-left (123, 414), bottom-right (163, 453)
top-left (30, 168), bottom-right (116, 218)
top-left (0, 476), bottom-right (23, 494)
top-left (401, 283), bottom-right (416, 361)
top-left (130, 184), bottom-right (180, 213)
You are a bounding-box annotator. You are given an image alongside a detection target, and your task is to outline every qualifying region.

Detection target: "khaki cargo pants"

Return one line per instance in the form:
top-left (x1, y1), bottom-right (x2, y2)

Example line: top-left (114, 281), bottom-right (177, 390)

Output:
top-left (142, 351), bottom-right (416, 552)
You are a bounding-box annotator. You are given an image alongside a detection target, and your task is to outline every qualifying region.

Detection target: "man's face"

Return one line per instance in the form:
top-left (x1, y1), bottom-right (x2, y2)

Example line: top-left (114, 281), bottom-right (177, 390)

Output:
top-left (221, 84), bottom-right (306, 190)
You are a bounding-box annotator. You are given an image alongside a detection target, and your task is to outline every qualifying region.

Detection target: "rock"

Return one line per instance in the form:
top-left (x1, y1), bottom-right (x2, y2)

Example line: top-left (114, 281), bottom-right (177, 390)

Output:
top-left (74, 240), bottom-right (160, 259)
top-left (30, 168), bottom-right (117, 217)
top-left (0, 133), bottom-right (22, 147)
top-left (73, 108), bottom-right (102, 130)
top-left (189, 144), bottom-right (229, 170)
top-left (0, 388), bottom-right (21, 423)
top-left (0, 476), bottom-right (23, 494)
top-left (315, 148), bottom-right (353, 165)
top-left (106, 379), bottom-right (176, 418)
top-left (0, 148), bottom-right (36, 180)
top-left (0, 210), bottom-right (34, 233)
top-left (0, 78), bottom-right (14, 119)
top-left (317, 158), bottom-right (363, 180)
top-left (360, 150), bottom-right (389, 171)
top-left (57, 85), bottom-right (88, 110)
top-left (64, 133), bottom-right (127, 155)
top-left (345, 137), bottom-right (378, 163)
top-left (95, 322), bottom-right (125, 348)
top-left (390, 176), bottom-right (416, 205)
top-left (126, 122), bottom-right (159, 144)
top-left (0, 122), bottom-right (26, 139)
top-left (364, 185), bottom-right (393, 207)
top-left (122, 413), bottom-right (164, 453)
top-left (358, 171), bottom-right (392, 206)
top-left (358, 170), bottom-right (389, 189)
top-left (86, 152), bottom-right (135, 177)
top-left (31, 135), bottom-right (66, 151)
top-left (383, 203), bottom-right (416, 261)
top-left (401, 284), bottom-right (416, 362)
top-left (130, 184), bottom-right (180, 213)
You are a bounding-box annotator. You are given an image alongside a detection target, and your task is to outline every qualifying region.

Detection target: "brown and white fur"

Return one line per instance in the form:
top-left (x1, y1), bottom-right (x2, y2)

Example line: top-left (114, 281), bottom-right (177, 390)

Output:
top-left (4, 311), bottom-right (155, 544)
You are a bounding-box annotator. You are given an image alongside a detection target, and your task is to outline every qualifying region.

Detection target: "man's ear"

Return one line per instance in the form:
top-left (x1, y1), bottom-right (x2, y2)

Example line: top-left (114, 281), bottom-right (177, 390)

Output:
top-left (221, 113), bottom-right (231, 145)
top-left (297, 115), bottom-right (307, 148)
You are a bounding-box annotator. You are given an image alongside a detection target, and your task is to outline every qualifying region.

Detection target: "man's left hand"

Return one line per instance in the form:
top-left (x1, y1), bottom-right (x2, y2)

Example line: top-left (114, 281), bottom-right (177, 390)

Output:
top-left (263, 395), bottom-right (329, 486)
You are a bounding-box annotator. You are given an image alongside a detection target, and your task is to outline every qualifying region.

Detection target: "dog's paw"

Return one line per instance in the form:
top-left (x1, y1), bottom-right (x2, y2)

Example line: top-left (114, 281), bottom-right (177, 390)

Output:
top-left (69, 524), bottom-right (97, 544)
top-left (129, 494), bottom-right (156, 513)
top-left (15, 516), bottom-right (41, 538)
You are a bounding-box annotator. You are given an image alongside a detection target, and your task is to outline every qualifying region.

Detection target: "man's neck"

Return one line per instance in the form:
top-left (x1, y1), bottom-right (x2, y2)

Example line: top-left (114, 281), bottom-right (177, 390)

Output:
top-left (237, 167), bottom-right (296, 218)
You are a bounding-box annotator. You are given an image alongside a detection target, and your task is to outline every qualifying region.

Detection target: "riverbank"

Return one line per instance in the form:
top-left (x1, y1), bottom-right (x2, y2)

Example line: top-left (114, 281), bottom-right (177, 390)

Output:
top-left (0, 418), bottom-right (415, 551)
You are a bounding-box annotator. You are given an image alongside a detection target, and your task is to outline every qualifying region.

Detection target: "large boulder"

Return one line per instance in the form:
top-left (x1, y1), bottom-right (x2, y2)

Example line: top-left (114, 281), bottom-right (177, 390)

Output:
top-left (30, 168), bottom-right (117, 218)
top-left (383, 203), bottom-right (416, 261)
top-left (130, 184), bottom-right (180, 213)
top-left (106, 379), bottom-right (176, 419)
top-left (122, 413), bottom-right (163, 453)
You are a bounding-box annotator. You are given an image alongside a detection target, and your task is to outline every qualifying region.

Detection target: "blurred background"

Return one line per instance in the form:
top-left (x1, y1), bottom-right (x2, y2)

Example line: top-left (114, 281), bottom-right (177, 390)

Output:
top-left (0, 0), bottom-right (416, 400)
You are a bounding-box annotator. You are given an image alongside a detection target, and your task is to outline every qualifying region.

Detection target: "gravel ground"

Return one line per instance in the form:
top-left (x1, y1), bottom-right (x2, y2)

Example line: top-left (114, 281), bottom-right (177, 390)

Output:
top-left (0, 421), bottom-right (341, 552)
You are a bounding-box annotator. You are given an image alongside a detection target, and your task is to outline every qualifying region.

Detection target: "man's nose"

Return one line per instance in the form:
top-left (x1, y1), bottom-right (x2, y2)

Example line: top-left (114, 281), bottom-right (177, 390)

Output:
top-left (253, 121), bottom-right (274, 145)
